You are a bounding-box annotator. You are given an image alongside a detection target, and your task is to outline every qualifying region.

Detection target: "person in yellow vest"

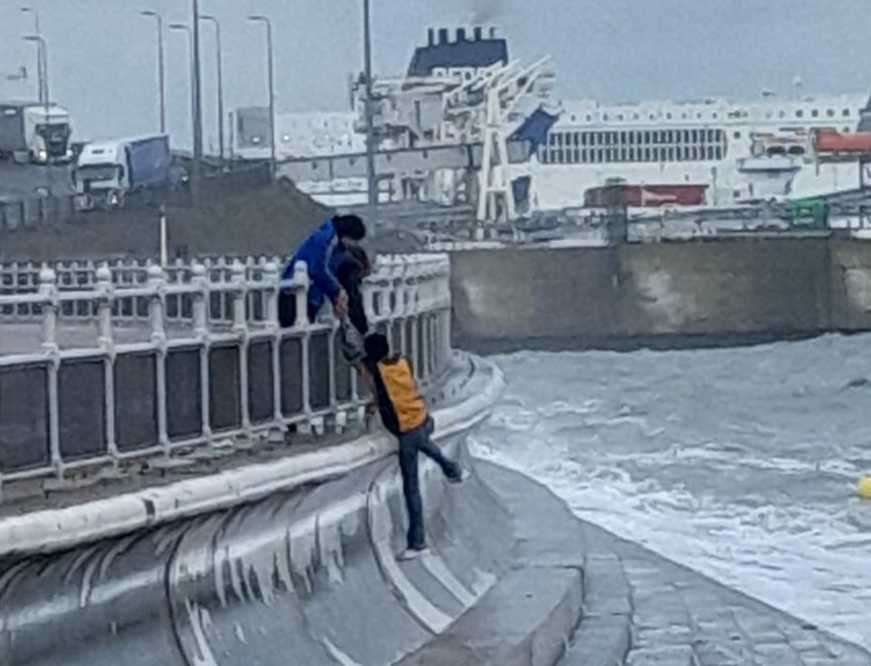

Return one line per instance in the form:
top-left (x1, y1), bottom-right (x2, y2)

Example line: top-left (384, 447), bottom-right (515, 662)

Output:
top-left (363, 333), bottom-right (467, 560)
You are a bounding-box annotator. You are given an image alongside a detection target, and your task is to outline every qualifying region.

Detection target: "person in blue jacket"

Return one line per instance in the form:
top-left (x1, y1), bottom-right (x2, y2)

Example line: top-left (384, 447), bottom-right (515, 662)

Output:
top-left (278, 214), bottom-right (366, 327)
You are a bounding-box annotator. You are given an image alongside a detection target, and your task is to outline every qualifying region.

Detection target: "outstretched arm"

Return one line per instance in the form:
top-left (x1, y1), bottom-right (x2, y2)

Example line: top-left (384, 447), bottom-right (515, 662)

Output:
top-left (308, 236), bottom-right (342, 302)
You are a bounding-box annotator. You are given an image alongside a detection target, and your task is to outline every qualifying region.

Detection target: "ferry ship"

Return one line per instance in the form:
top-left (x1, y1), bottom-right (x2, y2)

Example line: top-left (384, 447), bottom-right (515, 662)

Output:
top-left (531, 94), bottom-right (867, 210)
top-left (232, 26), bottom-right (871, 213)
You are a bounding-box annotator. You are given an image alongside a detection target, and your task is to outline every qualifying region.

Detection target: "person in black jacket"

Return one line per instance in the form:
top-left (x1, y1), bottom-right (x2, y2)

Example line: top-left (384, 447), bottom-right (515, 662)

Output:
top-left (335, 245), bottom-right (371, 364)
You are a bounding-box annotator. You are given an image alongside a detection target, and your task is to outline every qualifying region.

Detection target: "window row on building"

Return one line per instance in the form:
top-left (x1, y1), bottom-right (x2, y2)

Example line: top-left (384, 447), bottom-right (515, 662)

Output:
top-left (540, 129), bottom-right (727, 164)
top-left (567, 107), bottom-right (856, 124)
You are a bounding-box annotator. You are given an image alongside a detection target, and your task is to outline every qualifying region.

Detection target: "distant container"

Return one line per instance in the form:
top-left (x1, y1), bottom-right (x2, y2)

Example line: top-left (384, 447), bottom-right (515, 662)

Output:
top-left (584, 183), bottom-right (708, 208)
top-left (813, 128), bottom-right (871, 155)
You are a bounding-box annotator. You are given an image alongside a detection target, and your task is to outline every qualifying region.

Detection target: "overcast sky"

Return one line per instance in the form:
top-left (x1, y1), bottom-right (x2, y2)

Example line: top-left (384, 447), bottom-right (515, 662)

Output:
top-left (1, 0), bottom-right (869, 148)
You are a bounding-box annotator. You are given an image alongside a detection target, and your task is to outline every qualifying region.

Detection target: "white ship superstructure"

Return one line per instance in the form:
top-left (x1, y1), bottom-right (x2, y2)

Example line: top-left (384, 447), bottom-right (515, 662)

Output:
top-left (531, 94), bottom-right (866, 209)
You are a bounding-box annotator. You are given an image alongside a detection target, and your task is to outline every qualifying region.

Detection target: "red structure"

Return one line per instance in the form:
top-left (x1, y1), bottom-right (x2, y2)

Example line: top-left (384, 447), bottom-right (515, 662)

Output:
top-left (813, 129), bottom-right (871, 154)
top-left (584, 183), bottom-right (708, 208)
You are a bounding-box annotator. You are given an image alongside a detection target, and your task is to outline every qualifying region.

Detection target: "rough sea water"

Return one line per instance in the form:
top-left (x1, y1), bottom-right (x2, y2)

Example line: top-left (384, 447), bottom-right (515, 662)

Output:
top-left (469, 334), bottom-right (871, 648)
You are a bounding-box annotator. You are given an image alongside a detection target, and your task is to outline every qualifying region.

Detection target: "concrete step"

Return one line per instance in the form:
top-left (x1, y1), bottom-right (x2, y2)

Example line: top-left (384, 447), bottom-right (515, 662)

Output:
top-left (395, 566), bottom-right (582, 666)
top-left (393, 462), bottom-right (589, 666)
top-left (560, 553), bottom-right (632, 666)
top-left (475, 462), bottom-right (633, 666)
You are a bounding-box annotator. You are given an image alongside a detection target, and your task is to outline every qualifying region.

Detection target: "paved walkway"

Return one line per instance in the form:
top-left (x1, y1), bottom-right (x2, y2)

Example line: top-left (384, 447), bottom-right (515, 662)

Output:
top-left (564, 524), bottom-right (871, 666)
top-left (479, 462), bottom-right (871, 666)
top-left (569, 509), bottom-right (871, 666)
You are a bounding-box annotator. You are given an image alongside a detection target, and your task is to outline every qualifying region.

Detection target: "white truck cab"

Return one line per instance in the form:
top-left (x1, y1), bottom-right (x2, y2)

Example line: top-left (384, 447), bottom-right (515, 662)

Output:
top-left (0, 102), bottom-right (73, 164)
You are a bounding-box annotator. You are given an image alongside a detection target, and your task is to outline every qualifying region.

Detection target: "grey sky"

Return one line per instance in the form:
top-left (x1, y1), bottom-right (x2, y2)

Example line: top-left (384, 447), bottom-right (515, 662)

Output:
top-left (1, 0), bottom-right (869, 149)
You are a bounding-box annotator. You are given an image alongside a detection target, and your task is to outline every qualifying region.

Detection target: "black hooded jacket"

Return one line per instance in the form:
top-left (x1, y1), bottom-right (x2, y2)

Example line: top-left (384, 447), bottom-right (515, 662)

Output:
top-left (335, 251), bottom-right (368, 336)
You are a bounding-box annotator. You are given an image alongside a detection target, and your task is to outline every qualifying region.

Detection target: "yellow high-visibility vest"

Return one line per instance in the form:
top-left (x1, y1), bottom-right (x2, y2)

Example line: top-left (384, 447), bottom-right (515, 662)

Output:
top-left (377, 357), bottom-right (427, 433)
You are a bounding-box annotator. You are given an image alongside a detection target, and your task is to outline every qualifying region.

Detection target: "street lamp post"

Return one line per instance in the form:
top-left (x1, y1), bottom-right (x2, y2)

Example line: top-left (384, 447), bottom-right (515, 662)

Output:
top-left (190, 0), bottom-right (203, 199)
top-left (22, 36), bottom-right (48, 105)
top-left (199, 14), bottom-right (224, 163)
top-left (169, 23), bottom-right (195, 169)
top-left (23, 35), bottom-right (52, 199)
top-left (20, 7), bottom-right (44, 104)
top-left (362, 0), bottom-right (378, 226)
top-left (140, 10), bottom-right (166, 134)
top-left (248, 15), bottom-right (275, 178)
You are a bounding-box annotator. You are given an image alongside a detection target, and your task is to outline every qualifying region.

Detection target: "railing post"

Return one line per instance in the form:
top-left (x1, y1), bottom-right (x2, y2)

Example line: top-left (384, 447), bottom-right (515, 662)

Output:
top-left (231, 260), bottom-right (247, 333)
top-left (147, 265), bottom-right (167, 343)
top-left (191, 262), bottom-right (212, 443)
top-left (292, 261), bottom-right (314, 428)
top-left (293, 261), bottom-right (310, 329)
top-left (39, 266), bottom-right (58, 353)
top-left (398, 258), bottom-right (411, 356)
top-left (232, 260), bottom-right (251, 434)
top-left (410, 267), bottom-right (421, 380)
top-left (96, 265), bottom-right (114, 348)
top-left (362, 277), bottom-right (376, 325)
top-left (263, 261), bottom-right (286, 437)
top-left (263, 261), bottom-right (279, 324)
top-left (380, 256), bottom-right (397, 348)
top-left (215, 256), bottom-right (229, 321)
top-left (39, 266), bottom-right (62, 478)
top-left (151, 265), bottom-right (171, 453)
top-left (192, 262), bottom-right (209, 337)
top-left (96, 265), bottom-right (119, 462)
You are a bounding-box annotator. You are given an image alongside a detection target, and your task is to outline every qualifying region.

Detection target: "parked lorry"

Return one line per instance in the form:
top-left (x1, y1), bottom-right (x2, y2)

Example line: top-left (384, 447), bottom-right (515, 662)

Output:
top-left (0, 100), bottom-right (73, 164)
top-left (73, 134), bottom-right (172, 209)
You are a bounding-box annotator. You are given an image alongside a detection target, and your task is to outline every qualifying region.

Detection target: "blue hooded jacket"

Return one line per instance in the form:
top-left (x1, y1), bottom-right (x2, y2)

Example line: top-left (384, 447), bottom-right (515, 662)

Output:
top-left (281, 218), bottom-right (342, 312)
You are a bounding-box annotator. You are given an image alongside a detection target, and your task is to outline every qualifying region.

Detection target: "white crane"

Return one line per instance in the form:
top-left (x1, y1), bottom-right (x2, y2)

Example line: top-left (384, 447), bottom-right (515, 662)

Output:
top-left (440, 55), bottom-right (554, 226)
top-left (476, 56), bottom-right (553, 225)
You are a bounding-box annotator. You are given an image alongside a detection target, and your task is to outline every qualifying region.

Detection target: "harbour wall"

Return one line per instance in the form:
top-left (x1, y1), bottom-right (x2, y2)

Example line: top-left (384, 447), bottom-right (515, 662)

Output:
top-left (450, 237), bottom-right (871, 352)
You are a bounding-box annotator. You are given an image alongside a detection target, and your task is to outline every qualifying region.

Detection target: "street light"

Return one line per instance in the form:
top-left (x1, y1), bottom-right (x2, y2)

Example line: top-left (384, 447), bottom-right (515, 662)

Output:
top-left (140, 10), bottom-right (166, 134)
top-left (20, 7), bottom-right (44, 104)
top-left (248, 15), bottom-right (275, 177)
top-left (190, 0), bottom-right (203, 200)
top-left (23, 35), bottom-right (48, 103)
top-left (169, 24), bottom-right (196, 159)
top-left (23, 35), bottom-right (51, 195)
top-left (362, 0), bottom-right (377, 227)
top-left (199, 14), bottom-right (224, 163)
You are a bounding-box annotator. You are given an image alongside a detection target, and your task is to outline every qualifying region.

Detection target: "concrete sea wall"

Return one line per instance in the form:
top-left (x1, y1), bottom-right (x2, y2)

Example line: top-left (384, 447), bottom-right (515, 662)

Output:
top-left (450, 237), bottom-right (871, 351)
top-left (0, 358), bottom-right (520, 666)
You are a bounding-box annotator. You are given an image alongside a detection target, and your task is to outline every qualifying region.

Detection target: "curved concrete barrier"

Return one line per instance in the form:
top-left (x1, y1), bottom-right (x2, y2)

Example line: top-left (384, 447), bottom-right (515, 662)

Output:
top-left (0, 445), bottom-right (591, 666)
top-left (0, 429), bottom-right (515, 664)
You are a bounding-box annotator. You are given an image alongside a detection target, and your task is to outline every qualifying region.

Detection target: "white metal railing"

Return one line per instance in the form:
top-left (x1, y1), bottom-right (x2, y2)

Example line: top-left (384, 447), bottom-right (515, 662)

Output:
top-left (0, 253), bottom-right (452, 497)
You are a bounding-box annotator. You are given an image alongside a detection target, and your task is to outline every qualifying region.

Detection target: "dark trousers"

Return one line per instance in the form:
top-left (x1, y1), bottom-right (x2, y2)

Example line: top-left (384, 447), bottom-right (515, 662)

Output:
top-left (278, 290), bottom-right (319, 328)
top-left (398, 419), bottom-right (460, 550)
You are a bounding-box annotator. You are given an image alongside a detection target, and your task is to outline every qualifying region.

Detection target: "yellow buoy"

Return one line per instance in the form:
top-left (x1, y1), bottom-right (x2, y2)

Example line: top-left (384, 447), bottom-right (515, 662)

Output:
top-left (858, 476), bottom-right (871, 500)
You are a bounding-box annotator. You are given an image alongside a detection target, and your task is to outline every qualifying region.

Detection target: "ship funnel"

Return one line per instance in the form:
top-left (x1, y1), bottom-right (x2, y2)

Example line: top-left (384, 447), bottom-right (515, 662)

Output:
top-left (427, 28), bottom-right (435, 46)
top-left (457, 28), bottom-right (467, 42)
top-left (473, 26), bottom-right (483, 41)
top-left (438, 28), bottom-right (449, 45)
